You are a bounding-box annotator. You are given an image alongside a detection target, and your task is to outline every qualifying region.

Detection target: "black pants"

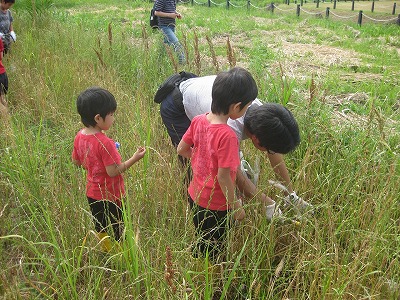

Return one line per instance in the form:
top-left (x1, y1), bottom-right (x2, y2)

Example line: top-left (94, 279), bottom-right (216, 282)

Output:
top-left (160, 92), bottom-right (190, 147)
top-left (88, 197), bottom-right (123, 241)
top-left (160, 91), bottom-right (192, 184)
top-left (188, 197), bottom-right (231, 260)
top-left (0, 72), bottom-right (9, 95)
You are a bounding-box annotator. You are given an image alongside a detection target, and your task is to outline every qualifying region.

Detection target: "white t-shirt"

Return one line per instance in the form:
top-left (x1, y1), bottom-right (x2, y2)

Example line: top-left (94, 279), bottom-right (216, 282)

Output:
top-left (180, 75), bottom-right (263, 142)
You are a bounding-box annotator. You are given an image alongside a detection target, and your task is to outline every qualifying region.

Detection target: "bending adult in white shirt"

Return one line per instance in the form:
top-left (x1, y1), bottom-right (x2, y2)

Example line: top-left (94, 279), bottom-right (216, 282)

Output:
top-left (158, 72), bottom-right (311, 219)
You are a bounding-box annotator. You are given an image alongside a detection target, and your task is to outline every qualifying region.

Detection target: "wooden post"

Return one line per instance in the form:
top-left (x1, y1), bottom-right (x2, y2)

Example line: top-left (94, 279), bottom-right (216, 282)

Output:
top-left (371, 0), bottom-right (374, 12)
top-left (351, 0), bottom-right (355, 11)
top-left (333, 0), bottom-right (337, 9)
top-left (358, 10), bottom-right (363, 26)
top-left (326, 6), bottom-right (330, 17)
top-left (297, 4), bottom-right (301, 16)
top-left (392, 3), bottom-right (396, 15)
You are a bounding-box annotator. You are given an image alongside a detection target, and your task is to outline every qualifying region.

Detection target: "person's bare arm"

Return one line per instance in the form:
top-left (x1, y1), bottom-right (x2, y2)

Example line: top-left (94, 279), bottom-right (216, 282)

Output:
top-left (267, 153), bottom-right (293, 195)
top-left (154, 11), bottom-right (181, 19)
top-left (72, 159), bottom-right (81, 167)
top-left (236, 167), bottom-right (275, 206)
top-left (177, 140), bottom-right (192, 159)
top-left (106, 146), bottom-right (146, 177)
top-left (218, 167), bottom-right (245, 221)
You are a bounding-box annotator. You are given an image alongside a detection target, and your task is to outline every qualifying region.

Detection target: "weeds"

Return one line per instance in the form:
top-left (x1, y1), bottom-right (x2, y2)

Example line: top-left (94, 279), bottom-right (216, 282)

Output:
top-left (226, 36), bottom-right (236, 68)
top-left (206, 35), bottom-right (219, 72)
top-left (1, 1), bottom-right (399, 299)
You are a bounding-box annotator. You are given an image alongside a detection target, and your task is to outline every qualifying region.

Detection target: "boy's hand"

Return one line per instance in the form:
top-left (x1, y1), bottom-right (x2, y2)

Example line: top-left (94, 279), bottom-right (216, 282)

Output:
top-left (233, 199), bottom-right (245, 221)
top-left (133, 146), bottom-right (146, 161)
top-left (234, 206), bottom-right (246, 221)
top-left (176, 12), bottom-right (182, 19)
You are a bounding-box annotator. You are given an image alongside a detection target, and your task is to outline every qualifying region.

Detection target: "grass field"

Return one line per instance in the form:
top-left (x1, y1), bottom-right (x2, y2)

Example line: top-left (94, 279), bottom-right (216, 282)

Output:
top-left (0, 0), bottom-right (399, 299)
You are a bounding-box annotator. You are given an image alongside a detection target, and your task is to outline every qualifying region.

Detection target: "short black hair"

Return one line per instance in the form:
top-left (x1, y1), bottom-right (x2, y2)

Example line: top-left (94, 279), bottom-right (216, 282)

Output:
top-left (211, 67), bottom-right (258, 115)
top-left (244, 103), bottom-right (300, 154)
top-left (3, 0), bottom-right (15, 4)
top-left (76, 87), bottom-right (117, 127)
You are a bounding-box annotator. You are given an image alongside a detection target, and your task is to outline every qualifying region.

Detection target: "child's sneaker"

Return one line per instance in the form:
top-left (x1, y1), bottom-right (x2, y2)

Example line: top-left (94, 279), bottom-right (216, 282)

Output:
top-left (284, 192), bottom-right (313, 214)
top-left (96, 232), bottom-right (113, 253)
top-left (266, 202), bottom-right (282, 222)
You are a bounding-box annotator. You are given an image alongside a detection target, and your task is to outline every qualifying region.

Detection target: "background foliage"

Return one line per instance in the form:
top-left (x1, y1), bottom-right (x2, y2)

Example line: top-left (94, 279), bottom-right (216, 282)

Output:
top-left (0, 0), bottom-right (399, 299)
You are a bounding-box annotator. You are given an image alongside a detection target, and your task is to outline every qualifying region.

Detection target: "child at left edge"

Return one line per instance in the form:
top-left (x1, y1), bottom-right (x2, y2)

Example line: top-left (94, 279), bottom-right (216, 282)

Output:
top-left (72, 87), bottom-right (146, 253)
top-left (0, 38), bottom-right (8, 108)
top-left (0, 0), bottom-right (16, 55)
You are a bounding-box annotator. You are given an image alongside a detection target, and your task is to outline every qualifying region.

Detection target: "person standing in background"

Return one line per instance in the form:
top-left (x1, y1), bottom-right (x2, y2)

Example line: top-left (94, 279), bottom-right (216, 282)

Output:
top-left (154, 0), bottom-right (185, 65)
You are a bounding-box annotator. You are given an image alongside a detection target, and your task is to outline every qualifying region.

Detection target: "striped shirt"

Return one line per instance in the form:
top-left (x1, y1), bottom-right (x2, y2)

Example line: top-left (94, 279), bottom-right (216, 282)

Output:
top-left (154, 0), bottom-right (176, 27)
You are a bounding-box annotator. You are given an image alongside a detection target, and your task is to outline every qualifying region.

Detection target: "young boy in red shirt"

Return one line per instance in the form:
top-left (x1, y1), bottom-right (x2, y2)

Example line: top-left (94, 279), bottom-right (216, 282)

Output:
top-left (177, 67), bottom-right (257, 260)
top-left (72, 87), bottom-right (146, 252)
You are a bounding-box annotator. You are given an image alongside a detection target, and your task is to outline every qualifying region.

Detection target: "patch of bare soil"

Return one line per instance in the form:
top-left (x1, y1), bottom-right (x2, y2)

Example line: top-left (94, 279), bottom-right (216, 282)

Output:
top-left (228, 32), bottom-right (394, 128)
top-left (325, 92), bottom-right (370, 126)
top-left (67, 6), bottom-right (146, 16)
top-left (321, 92), bottom-right (398, 131)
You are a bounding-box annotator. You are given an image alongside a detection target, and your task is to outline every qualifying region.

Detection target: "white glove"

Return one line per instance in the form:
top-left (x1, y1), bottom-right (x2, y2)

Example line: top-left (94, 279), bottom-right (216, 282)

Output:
top-left (240, 152), bottom-right (259, 186)
top-left (265, 202), bottom-right (282, 222)
top-left (0, 32), bottom-right (3, 39)
top-left (10, 31), bottom-right (16, 42)
top-left (284, 192), bottom-right (313, 214)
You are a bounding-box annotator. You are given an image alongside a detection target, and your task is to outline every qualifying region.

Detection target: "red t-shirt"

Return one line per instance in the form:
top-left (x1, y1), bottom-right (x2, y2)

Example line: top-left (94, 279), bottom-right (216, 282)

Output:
top-left (0, 39), bottom-right (5, 75)
top-left (72, 130), bottom-right (124, 206)
top-left (182, 114), bottom-right (240, 211)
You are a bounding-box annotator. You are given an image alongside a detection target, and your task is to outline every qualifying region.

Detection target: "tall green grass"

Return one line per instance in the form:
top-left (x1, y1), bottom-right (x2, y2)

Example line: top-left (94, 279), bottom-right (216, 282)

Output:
top-left (1, 1), bottom-right (399, 299)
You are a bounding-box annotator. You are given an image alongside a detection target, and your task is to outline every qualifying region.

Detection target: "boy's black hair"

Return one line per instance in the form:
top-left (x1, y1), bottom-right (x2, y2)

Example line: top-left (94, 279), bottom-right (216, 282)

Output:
top-left (211, 67), bottom-right (258, 115)
top-left (244, 103), bottom-right (300, 154)
top-left (76, 87), bottom-right (117, 127)
top-left (3, 0), bottom-right (15, 3)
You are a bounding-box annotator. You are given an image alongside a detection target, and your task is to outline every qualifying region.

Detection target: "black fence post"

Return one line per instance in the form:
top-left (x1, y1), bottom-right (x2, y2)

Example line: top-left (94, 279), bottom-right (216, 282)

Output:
top-left (227, 0), bottom-right (230, 9)
top-left (371, 0), bottom-right (374, 12)
top-left (297, 4), bottom-right (301, 16)
top-left (301, 0), bottom-right (304, 6)
top-left (351, 0), bottom-right (355, 11)
top-left (358, 10), bottom-right (363, 26)
top-left (317, 0), bottom-right (320, 8)
top-left (333, 0), bottom-right (336, 9)
top-left (271, 2), bottom-right (275, 13)
top-left (247, 0), bottom-right (250, 10)
top-left (326, 6), bottom-right (330, 17)
top-left (397, 13), bottom-right (400, 25)
top-left (392, 3), bottom-right (396, 15)
top-left (287, 0), bottom-right (290, 5)
top-left (208, 0), bottom-right (211, 7)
